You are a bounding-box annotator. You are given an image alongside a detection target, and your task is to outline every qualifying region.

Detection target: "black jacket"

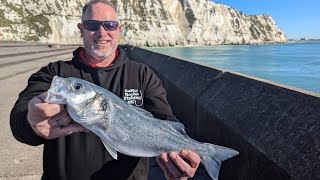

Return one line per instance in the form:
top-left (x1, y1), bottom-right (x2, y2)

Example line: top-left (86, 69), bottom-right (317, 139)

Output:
top-left (10, 47), bottom-right (177, 180)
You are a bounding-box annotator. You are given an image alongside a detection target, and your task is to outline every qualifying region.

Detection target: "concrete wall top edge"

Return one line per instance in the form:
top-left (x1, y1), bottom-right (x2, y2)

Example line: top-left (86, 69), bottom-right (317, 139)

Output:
top-left (224, 71), bottom-right (320, 98)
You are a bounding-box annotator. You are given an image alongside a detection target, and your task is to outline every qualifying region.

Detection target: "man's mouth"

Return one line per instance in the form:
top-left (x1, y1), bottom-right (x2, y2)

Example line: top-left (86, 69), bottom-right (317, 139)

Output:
top-left (95, 40), bottom-right (111, 44)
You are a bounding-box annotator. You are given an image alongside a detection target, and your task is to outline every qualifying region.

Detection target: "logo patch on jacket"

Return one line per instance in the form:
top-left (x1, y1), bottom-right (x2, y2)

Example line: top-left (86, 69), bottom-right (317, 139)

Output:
top-left (123, 89), bottom-right (143, 106)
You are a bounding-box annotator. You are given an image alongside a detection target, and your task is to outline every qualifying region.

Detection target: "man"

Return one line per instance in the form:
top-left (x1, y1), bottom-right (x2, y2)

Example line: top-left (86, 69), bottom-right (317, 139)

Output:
top-left (10, 0), bottom-right (200, 180)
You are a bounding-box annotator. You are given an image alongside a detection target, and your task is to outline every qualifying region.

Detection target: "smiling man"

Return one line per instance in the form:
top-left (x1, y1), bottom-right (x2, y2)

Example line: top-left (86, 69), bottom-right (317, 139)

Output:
top-left (78, 1), bottom-right (121, 66)
top-left (10, 0), bottom-right (200, 180)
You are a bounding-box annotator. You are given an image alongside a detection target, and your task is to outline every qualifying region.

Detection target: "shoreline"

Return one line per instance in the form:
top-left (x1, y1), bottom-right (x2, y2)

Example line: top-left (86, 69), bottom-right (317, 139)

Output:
top-left (146, 40), bottom-right (320, 48)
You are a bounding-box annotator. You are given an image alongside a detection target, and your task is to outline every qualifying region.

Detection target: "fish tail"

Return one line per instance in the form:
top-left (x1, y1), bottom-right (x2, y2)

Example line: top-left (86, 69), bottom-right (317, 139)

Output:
top-left (198, 143), bottom-right (239, 180)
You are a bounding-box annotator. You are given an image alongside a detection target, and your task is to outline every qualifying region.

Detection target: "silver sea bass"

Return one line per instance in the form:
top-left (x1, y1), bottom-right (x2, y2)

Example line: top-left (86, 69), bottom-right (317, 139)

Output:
top-left (45, 76), bottom-right (239, 180)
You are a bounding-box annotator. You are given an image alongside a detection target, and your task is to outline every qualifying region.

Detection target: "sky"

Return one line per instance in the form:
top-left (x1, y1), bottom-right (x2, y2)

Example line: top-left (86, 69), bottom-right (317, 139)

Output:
top-left (212, 0), bottom-right (320, 39)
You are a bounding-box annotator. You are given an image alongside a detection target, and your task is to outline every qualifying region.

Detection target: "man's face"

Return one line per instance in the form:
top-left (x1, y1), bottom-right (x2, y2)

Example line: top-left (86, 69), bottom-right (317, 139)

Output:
top-left (78, 3), bottom-right (121, 61)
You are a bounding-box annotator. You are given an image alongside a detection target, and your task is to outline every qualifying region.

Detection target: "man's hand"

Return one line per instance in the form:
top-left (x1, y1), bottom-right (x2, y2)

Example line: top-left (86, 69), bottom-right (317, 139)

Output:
top-left (27, 92), bottom-right (88, 139)
top-left (156, 150), bottom-right (201, 180)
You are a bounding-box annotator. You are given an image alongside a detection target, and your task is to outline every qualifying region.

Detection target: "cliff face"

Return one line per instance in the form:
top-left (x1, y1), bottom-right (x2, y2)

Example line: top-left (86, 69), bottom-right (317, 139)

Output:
top-left (0, 0), bottom-right (287, 46)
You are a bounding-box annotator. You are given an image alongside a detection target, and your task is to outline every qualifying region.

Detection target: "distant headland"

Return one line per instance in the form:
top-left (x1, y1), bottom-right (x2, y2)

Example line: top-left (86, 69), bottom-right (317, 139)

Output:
top-left (288, 38), bottom-right (320, 42)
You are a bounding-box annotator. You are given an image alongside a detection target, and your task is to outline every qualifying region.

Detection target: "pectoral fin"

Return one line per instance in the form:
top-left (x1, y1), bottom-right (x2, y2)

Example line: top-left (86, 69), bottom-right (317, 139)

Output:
top-left (101, 139), bottom-right (118, 160)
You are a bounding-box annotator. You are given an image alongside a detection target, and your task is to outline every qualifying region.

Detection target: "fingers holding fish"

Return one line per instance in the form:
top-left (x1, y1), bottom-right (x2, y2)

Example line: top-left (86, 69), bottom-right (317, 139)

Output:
top-left (174, 150), bottom-right (200, 177)
top-left (156, 157), bottom-right (182, 180)
top-left (156, 156), bottom-right (167, 176)
top-left (157, 150), bottom-right (200, 179)
top-left (28, 92), bottom-right (64, 118)
top-left (28, 112), bottom-right (69, 139)
top-left (27, 92), bottom-right (86, 139)
top-left (49, 113), bottom-right (89, 137)
top-left (55, 119), bottom-right (65, 128)
top-left (157, 152), bottom-right (187, 180)
top-left (156, 154), bottom-right (180, 180)
top-left (49, 110), bottom-right (72, 129)
top-left (44, 122), bottom-right (88, 138)
top-left (54, 123), bottom-right (89, 137)
top-left (168, 151), bottom-right (199, 179)
top-left (27, 93), bottom-right (67, 139)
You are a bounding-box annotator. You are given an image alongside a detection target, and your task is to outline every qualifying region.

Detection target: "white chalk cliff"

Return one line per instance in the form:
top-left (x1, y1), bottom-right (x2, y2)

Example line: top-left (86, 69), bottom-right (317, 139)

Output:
top-left (0, 0), bottom-right (287, 46)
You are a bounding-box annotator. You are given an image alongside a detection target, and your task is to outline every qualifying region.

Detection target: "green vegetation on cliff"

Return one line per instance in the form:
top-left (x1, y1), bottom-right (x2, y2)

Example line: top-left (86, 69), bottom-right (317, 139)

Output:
top-left (0, 9), bottom-right (13, 27)
top-left (26, 14), bottom-right (52, 37)
top-left (1, 1), bottom-right (53, 42)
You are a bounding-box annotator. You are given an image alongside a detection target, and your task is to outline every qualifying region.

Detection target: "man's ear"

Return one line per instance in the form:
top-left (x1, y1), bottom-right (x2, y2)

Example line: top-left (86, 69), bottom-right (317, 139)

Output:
top-left (77, 23), bottom-right (84, 37)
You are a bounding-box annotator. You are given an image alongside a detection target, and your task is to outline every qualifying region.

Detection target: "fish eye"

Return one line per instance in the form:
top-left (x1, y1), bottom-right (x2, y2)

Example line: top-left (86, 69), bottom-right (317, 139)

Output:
top-left (74, 83), bottom-right (83, 90)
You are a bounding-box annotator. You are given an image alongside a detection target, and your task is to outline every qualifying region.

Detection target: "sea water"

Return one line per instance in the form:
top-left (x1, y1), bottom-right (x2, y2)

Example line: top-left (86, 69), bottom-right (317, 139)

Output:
top-left (147, 41), bottom-right (320, 94)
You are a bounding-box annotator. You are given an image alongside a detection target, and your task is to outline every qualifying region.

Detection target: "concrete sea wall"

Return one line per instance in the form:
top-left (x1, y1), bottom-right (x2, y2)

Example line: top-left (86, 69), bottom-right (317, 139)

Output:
top-left (123, 45), bottom-right (320, 180)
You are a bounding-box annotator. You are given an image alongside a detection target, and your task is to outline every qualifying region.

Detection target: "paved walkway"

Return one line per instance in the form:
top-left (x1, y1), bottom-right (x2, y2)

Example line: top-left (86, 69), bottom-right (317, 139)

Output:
top-left (0, 43), bottom-right (74, 179)
top-left (0, 72), bottom-right (43, 179)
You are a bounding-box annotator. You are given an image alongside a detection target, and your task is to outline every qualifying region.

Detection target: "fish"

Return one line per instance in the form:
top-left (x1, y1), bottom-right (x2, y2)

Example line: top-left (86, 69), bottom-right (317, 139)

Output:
top-left (45, 76), bottom-right (239, 180)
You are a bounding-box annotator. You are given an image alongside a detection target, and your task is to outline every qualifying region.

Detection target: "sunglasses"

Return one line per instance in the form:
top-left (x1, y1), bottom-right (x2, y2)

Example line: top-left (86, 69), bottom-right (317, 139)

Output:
top-left (82, 20), bottom-right (119, 31)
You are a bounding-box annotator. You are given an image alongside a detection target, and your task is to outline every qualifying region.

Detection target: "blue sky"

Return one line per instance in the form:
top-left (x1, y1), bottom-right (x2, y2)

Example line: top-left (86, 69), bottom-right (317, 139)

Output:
top-left (212, 0), bottom-right (320, 39)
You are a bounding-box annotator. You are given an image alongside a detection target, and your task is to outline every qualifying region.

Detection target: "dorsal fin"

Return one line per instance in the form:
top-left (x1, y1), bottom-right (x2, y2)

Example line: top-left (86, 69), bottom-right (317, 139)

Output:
top-left (131, 105), bottom-right (154, 117)
top-left (166, 121), bottom-right (188, 137)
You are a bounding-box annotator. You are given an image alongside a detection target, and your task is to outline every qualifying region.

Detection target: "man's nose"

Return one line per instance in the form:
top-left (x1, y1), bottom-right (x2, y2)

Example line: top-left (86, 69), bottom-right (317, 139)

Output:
top-left (96, 25), bottom-right (109, 36)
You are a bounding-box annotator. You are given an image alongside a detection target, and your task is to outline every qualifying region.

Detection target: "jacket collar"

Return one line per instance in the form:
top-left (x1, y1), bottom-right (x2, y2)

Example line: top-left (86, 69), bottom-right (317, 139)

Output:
top-left (72, 46), bottom-right (128, 71)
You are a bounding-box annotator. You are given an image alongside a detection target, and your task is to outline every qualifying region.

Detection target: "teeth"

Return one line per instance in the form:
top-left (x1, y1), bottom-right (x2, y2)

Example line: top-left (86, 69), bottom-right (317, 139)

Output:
top-left (96, 41), bottom-right (109, 44)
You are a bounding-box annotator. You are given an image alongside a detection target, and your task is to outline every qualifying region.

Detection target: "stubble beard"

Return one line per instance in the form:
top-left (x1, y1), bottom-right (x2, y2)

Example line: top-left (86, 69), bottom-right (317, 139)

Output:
top-left (85, 41), bottom-right (118, 61)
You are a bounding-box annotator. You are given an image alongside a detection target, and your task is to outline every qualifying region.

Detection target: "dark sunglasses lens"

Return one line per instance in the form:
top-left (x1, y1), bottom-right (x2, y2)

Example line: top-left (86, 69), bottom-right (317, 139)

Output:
top-left (103, 21), bottom-right (118, 31)
top-left (83, 21), bottom-right (118, 31)
top-left (83, 21), bottom-right (101, 31)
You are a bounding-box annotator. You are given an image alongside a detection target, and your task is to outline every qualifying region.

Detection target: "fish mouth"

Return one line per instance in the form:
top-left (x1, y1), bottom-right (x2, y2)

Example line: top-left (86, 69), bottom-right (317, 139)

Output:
top-left (45, 76), bottom-right (67, 104)
top-left (46, 92), bottom-right (66, 104)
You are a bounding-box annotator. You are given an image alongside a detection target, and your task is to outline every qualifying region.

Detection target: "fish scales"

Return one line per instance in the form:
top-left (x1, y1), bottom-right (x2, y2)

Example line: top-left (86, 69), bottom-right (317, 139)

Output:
top-left (97, 102), bottom-right (191, 156)
top-left (45, 76), bottom-right (239, 180)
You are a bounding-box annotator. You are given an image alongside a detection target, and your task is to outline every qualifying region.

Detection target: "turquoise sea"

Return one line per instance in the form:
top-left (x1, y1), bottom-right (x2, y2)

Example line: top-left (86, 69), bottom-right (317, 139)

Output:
top-left (147, 41), bottom-right (320, 94)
